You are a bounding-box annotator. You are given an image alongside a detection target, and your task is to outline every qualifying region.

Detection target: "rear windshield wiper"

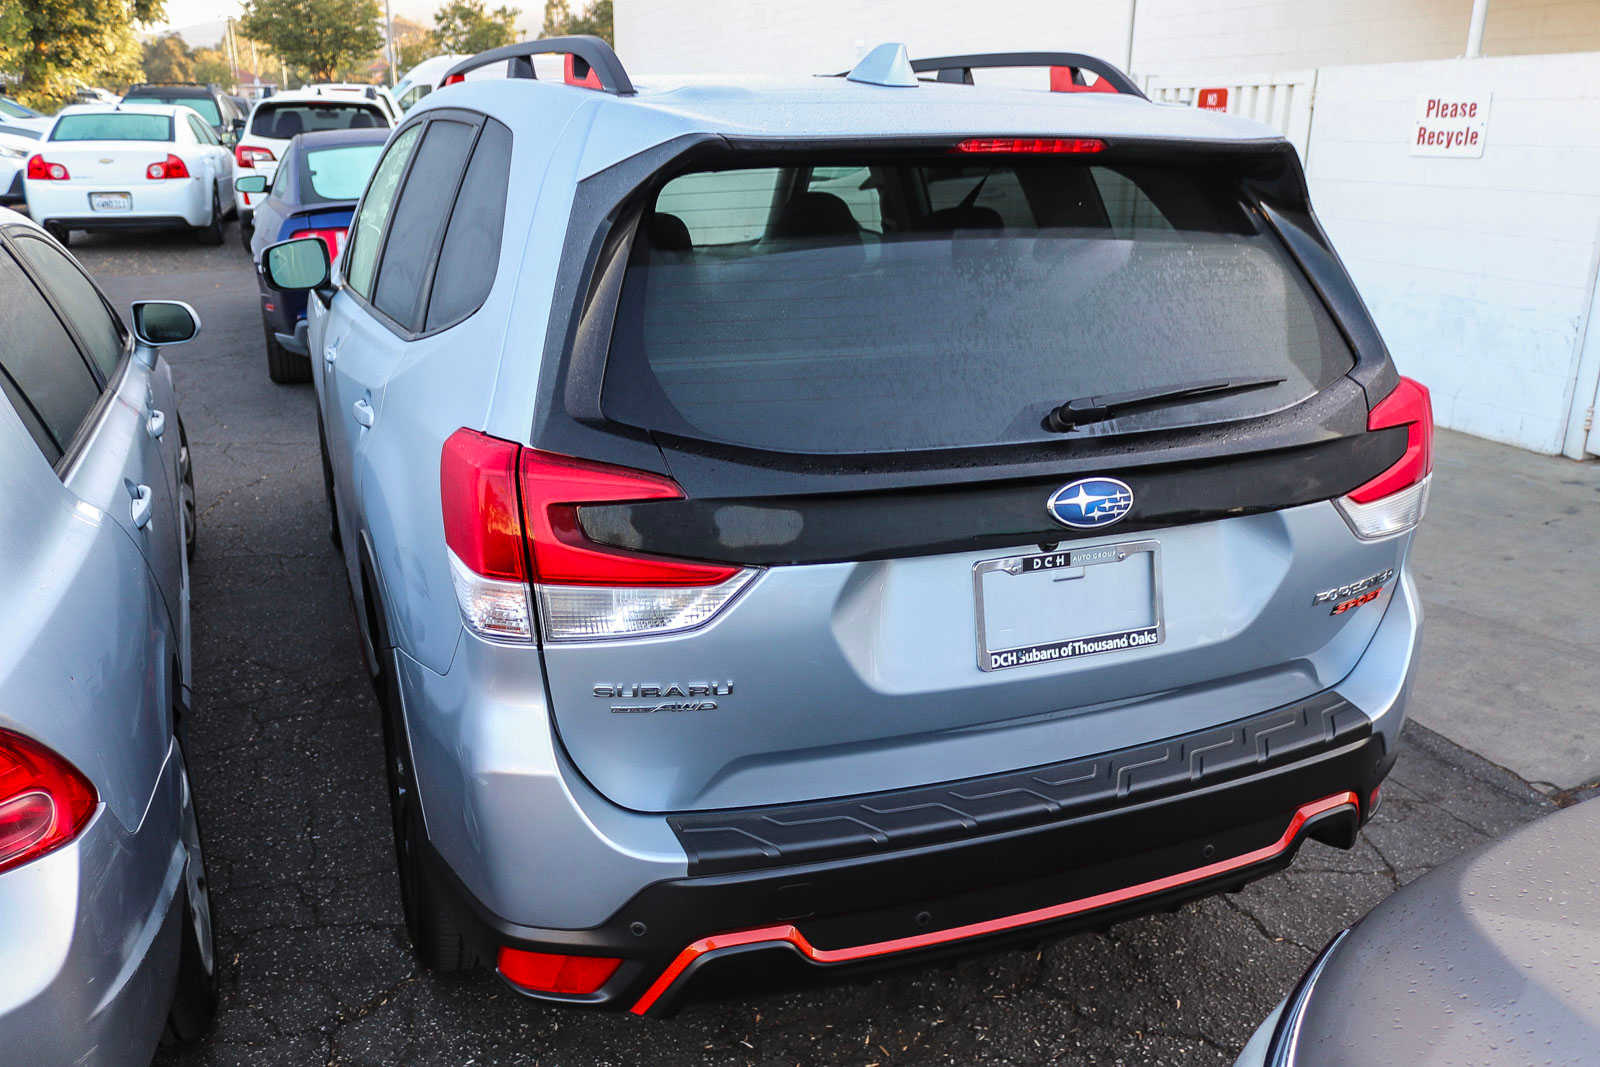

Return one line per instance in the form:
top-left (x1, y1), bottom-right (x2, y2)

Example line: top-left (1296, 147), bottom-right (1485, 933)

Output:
top-left (1043, 375), bottom-right (1287, 432)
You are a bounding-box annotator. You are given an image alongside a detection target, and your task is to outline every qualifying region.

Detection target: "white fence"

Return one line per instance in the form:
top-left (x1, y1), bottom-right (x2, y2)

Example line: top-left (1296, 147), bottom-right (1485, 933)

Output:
top-left (1143, 70), bottom-right (1319, 163)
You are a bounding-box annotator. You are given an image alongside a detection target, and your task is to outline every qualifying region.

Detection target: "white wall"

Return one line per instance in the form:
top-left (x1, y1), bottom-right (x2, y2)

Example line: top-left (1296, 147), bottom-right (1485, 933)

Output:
top-left (1305, 51), bottom-right (1600, 453)
top-left (615, 0), bottom-right (1134, 77)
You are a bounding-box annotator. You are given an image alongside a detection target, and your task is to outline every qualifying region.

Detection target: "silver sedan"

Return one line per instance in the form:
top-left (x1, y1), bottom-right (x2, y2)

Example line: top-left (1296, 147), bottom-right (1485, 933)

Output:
top-left (0, 205), bottom-right (215, 1063)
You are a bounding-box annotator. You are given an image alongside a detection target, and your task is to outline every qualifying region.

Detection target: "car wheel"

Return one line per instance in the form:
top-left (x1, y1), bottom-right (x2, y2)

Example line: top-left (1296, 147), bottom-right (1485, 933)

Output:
top-left (178, 415), bottom-right (197, 561)
top-left (161, 747), bottom-right (219, 1045)
top-left (194, 190), bottom-right (225, 246)
top-left (262, 316), bottom-right (310, 384)
top-left (238, 219), bottom-right (253, 251)
top-left (374, 621), bottom-right (472, 972)
top-left (317, 412), bottom-right (341, 550)
top-left (44, 222), bottom-right (69, 247)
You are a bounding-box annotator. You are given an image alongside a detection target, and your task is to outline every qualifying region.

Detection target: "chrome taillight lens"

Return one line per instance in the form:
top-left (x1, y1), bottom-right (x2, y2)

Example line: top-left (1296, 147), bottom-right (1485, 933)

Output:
top-left (440, 430), bottom-right (758, 643)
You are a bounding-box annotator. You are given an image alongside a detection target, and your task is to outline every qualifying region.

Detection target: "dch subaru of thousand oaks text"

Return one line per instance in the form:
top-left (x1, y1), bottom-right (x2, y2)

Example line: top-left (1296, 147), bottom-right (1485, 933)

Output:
top-left (257, 38), bottom-right (1433, 1014)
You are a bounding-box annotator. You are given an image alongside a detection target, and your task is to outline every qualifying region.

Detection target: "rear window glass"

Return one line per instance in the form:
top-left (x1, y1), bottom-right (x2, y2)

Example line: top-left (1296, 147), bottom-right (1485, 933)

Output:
top-left (51, 114), bottom-right (173, 142)
top-left (604, 156), bottom-right (1356, 454)
top-left (251, 103), bottom-right (385, 139)
top-left (128, 94), bottom-right (221, 126)
top-left (304, 144), bottom-right (384, 200)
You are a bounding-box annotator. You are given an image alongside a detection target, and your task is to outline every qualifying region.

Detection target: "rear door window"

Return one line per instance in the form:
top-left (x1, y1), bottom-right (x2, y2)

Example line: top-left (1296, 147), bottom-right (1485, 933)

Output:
top-left (0, 250), bottom-right (100, 456)
top-left (369, 118), bottom-right (475, 327)
top-left (605, 155), bottom-right (1356, 454)
top-left (12, 235), bottom-right (125, 381)
top-left (425, 120), bottom-right (512, 330)
top-left (343, 124), bottom-right (422, 298)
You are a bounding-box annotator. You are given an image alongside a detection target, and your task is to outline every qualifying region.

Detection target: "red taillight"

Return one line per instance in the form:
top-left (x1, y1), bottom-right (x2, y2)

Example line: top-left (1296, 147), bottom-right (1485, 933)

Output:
top-left (955, 137), bottom-right (1106, 154)
top-left (26, 155), bottom-right (69, 180)
top-left (289, 227), bottom-right (347, 261)
top-left (518, 449), bottom-right (740, 587)
top-left (441, 429), bottom-right (525, 581)
top-left (0, 729), bottom-right (96, 874)
top-left (498, 947), bottom-right (620, 995)
top-left (234, 143), bottom-right (274, 169)
top-left (146, 153), bottom-right (190, 180)
top-left (1348, 377), bottom-right (1433, 503)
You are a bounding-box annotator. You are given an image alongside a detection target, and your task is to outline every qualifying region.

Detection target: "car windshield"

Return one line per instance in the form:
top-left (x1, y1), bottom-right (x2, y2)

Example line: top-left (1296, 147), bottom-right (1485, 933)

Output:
top-left (250, 103), bottom-right (385, 138)
top-left (131, 95), bottom-right (221, 125)
top-left (304, 143), bottom-right (384, 200)
top-left (603, 155), bottom-right (1357, 454)
top-left (51, 113), bottom-right (174, 142)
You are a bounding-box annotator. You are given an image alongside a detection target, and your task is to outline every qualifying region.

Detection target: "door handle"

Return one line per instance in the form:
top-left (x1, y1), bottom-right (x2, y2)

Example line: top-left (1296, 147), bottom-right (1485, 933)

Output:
top-left (129, 484), bottom-right (153, 529)
top-left (147, 408), bottom-right (166, 439)
top-left (352, 398), bottom-right (375, 428)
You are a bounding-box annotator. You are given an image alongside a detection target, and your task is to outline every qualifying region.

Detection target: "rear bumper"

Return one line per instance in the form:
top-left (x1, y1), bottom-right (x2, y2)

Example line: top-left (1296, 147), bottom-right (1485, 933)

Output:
top-left (25, 177), bottom-right (211, 228)
top-left (422, 698), bottom-right (1390, 1014)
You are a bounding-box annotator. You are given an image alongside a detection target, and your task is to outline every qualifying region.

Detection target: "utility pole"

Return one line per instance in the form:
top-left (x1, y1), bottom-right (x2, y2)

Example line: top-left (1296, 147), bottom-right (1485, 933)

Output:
top-left (385, 0), bottom-right (396, 85)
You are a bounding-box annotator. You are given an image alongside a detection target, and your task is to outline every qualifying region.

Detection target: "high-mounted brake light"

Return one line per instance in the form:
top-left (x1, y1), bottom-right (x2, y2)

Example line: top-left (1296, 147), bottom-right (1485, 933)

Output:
top-left (26, 155), bottom-right (69, 180)
top-left (234, 143), bottom-right (274, 169)
top-left (955, 137), bottom-right (1106, 154)
top-left (290, 227), bottom-right (347, 261)
top-left (146, 153), bottom-right (190, 180)
top-left (0, 729), bottom-right (97, 875)
top-left (441, 430), bottom-right (757, 643)
top-left (1336, 377), bottom-right (1433, 539)
top-left (498, 947), bottom-right (620, 995)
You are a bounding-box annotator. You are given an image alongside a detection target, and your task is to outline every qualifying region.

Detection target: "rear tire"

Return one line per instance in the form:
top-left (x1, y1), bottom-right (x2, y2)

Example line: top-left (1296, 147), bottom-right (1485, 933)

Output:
top-left (162, 749), bottom-right (218, 1045)
top-left (194, 191), bottom-right (224, 246)
top-left (178, 415), bottom-right (197, 561)
top-left (374, 613), bottom-right (471, 971)
top-left (263, 317), bottom-right (310, 384)
top-left (239, 217), bottom-right (253, 251)
top-left (44, 223), bottom-right (70, 247)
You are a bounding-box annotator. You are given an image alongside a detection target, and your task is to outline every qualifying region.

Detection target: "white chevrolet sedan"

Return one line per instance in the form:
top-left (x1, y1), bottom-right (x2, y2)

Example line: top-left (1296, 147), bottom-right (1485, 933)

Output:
top-left (24, 104), bottom-right (235, 246)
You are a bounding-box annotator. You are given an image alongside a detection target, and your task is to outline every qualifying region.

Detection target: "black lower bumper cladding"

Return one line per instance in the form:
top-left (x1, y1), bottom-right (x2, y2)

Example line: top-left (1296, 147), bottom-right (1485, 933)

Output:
top-left (426, 693), bottom-right (1392, 1014)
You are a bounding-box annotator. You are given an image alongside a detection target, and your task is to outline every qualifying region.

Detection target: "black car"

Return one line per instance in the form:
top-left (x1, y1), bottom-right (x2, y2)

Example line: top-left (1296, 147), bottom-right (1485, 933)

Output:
top-left (121, 83), bottom-right (245, 143)
top-left (240, 127), bottom-right (389, 382)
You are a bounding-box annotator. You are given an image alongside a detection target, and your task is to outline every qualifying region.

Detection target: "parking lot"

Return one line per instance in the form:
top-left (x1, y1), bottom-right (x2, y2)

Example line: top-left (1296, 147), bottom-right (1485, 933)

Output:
top-left (65, 224), bottom-right (1577, 1066)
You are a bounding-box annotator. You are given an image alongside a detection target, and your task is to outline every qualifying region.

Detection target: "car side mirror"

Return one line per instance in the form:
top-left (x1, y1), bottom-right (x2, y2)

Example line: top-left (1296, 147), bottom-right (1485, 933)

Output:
top-left (262, 236), bottom-right (332, 295)
top-left (235, 174), bottom-right (268, 194)
top-left (232, 117), bottom-right (245, 131)
top-left (130, 300), bottom-right (201, 368)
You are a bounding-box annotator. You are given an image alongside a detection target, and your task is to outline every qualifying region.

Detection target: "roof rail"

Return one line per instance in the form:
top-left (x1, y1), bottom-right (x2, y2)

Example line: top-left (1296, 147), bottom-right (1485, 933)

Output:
top-left (441, 35), bottom-right (635, 96)
top-left (908, 52), bottom-right (1146, 99)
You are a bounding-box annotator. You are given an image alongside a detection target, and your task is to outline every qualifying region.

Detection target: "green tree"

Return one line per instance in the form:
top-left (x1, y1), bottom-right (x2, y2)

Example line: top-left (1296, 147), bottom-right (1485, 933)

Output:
top-left (240, 0), bottom-right (382, 82)
top-left (432, 0), bottom-right (518, 55)
top-left (9, 0), bottom-right (166, 109)
top-left (142, 32), bottom-right (194, 83)
top-left (541, 0), bottom-right (609, 44)
top-left (191, 46), bottom-right (233, 86)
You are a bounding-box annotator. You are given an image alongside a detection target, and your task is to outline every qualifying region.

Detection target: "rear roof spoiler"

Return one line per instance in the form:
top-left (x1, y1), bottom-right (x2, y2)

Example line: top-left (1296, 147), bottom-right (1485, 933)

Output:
top-left (441, 35), bottom-right (635, 96)
top-left (909, 51), bottom-right (1146, 99)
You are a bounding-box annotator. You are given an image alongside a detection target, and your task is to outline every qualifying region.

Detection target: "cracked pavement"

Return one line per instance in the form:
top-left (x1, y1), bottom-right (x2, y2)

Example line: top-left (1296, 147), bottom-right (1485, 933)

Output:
top-left (63, 227), bottom-right (1556, 1066)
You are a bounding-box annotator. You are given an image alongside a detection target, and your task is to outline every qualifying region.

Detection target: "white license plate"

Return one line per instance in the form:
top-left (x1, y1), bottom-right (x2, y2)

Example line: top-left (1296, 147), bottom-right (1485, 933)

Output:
top-left (973, 540), bottom-right (1163, 672)
top-left (89, 192), bottom-right (131, 212)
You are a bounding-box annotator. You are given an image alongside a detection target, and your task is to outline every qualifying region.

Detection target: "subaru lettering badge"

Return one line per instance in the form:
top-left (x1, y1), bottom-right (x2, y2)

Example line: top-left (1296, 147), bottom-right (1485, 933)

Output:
top-left (1046, 477), bottom-right (1134, 529)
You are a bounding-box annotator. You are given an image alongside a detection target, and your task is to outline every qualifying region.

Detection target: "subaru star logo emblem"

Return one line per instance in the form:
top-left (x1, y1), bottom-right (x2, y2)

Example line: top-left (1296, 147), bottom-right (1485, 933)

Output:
top-left (1046, 477), bottom-right (1134, 529)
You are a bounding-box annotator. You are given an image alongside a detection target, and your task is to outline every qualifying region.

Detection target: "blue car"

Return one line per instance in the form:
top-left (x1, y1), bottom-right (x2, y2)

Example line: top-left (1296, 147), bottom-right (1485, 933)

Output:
top-left (240, 127), bottom-right (388, 382)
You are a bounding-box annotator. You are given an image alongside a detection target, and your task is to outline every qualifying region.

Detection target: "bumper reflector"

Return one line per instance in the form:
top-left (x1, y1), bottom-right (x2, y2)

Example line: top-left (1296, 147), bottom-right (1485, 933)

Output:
top-left (498, 947), bottom-right (621, 995)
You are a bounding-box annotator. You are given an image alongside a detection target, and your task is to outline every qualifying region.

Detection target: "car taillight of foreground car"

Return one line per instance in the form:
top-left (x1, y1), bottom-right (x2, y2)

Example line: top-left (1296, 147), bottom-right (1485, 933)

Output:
top-left (440, 429), bottom-right (758, 644)
top-left (0, 728), bottom-right (97, 874)
top-left (1335, 376), bottom-right (1433, 540)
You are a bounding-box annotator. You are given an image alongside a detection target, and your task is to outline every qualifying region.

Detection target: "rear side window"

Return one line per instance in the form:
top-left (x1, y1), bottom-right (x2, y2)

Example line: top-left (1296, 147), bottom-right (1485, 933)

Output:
top-left (250, 103), bottom-right (386, 139)
top-left (304, 144), bottom-right (384, 201)
top-left (344, 124), bottom-right (422, 298)
top-left (370, 118), bottom-right (475, 326)
top-left (12, 235), bottom-right (125, 381)
top-left (425, 120), bottom-right (512, 330)
top-left (604, 155), bottom-right (1357, 454)
top-left (51, 114), bottom-right (172, 142)
top-left (0, 251), bottom-right (100, 456)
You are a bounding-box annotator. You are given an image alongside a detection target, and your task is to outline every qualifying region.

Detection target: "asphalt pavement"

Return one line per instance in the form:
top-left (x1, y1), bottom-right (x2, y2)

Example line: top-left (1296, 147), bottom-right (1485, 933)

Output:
top-left (67, 222), bottom-right (1560, 1067)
